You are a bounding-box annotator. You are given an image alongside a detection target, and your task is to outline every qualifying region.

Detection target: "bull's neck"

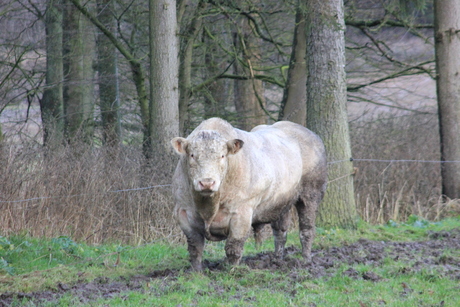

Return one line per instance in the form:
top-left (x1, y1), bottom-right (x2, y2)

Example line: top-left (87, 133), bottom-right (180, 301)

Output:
top-left (193, 191), bottom-right (220, 225)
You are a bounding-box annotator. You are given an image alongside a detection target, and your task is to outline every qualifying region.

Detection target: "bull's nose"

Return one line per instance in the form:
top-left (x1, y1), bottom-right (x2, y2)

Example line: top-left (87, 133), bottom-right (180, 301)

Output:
top-left (199, 178), bottom-right (215, 191)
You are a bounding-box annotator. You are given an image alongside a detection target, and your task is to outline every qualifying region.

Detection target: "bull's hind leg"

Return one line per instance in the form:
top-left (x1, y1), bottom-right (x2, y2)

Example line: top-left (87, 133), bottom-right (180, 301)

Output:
top-left (295, 184), bottom-right (323, 261)
top-left (253, 223), bottom-right (265, 250)
top-left (271, 207), bottom-right (291, 258)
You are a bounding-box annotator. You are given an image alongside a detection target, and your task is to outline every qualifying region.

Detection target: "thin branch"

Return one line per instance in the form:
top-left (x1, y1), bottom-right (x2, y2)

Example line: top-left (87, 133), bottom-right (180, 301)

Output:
top-left (348, 94), bottom-right (435, 115)
top-left (218, 74), bottom-right (284, 87)
top-left (68, 0), bottom-right (138, 65)
top-left (360, 27), bottom-right (405, 67)
top-left (346, 18), bottom-right (432, 29)
top-left (347, 60), bottom-right (435, 92)
top-left (0, 49), bottom-right (28, 91)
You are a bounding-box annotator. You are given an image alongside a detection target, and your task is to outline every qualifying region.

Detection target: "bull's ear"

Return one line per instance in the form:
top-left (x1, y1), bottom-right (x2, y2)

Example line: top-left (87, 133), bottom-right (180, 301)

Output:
top-left (227, 139), bottom-right (244, 155)
top-left (171, 137), bottom-right (188, 155)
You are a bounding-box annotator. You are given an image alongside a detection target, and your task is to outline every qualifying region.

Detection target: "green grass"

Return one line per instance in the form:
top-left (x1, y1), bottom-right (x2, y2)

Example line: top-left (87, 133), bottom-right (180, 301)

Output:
top-left (0, 235), bottom-right (189, 293)
top-left (1, 216), bottom-right (459, 306)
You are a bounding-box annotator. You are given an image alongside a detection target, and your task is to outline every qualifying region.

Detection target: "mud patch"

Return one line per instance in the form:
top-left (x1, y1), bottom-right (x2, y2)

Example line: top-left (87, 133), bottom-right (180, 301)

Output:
top-left (1, 229), bottom-right (459, 306)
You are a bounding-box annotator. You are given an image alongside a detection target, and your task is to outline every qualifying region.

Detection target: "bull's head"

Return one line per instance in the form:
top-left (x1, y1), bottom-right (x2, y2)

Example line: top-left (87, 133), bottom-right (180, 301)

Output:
top-left (171, 131), bottom-right (244, 196)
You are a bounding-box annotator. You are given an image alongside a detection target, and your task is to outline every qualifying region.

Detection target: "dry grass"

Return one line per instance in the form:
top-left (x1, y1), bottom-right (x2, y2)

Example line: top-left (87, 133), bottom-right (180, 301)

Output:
top-left (0, 143), bottom-right (180, 245)
top-left (350, 112), bottom-right (460, 223)
top-left (1, 112), bottom-right (459, 244)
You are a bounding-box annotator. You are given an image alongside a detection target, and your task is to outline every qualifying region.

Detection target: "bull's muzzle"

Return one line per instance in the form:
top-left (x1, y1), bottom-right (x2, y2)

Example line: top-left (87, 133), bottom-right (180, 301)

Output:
top-left (198, 178), bottom-right (216, 193)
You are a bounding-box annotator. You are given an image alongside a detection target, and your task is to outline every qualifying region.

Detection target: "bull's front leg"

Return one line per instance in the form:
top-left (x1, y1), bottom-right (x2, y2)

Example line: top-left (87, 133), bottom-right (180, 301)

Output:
top-left (177, 208), bottom-right (205, 270)
top-left (186, 231), bottom-right (205, 271)
top-left (225, 210), bottom-right (252, 265)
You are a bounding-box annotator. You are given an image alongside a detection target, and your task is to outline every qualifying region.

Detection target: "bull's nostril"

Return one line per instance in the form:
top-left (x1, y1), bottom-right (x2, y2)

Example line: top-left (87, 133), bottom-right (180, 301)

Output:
top-left (199, 179), bottom-right (215, 190)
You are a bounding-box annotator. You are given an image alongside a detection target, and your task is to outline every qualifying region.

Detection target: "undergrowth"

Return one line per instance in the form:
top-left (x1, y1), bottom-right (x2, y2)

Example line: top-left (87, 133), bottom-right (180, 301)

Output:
top-left (1, 113), bottom-right (460, 246)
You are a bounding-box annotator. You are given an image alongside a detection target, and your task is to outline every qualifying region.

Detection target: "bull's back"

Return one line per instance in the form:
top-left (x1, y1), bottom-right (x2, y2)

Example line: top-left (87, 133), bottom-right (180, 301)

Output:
top-left (268, 122), bottom-right (326, 178)
top-left (243, 122), bottom-right (325, 223)
top-left (236, 123), bottom-right (308, 203)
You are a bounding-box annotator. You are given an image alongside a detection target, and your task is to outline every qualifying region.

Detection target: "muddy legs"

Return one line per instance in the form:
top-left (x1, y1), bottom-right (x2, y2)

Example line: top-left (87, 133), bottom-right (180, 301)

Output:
top-left (225, 238), bottom-right (246, 265)
top-left (271, 208), bottom-right (291, 258)
top-left (295, 192), bottom-right (320, 262)
top-left (186, 232), bottom-right (205, 271)
top-left (253, 223), bottom-right (265, 250)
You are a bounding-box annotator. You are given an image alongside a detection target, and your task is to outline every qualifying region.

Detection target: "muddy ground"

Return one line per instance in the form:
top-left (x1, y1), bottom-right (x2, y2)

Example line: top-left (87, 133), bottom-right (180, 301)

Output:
top-left (1, 229), bottom-right (459, 306)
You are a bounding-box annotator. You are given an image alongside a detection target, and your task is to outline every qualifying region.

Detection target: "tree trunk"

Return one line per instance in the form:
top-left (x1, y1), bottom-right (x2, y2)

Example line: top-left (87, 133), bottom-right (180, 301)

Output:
top-left (149, 0), bottom-right (180, 177)
top-left (305, 0), bottom-right (357, 228)
top-left (67, 0), bottom-right (150, 158)
top-left (203, 27), bottom-right (228, 121)
top-left (63, 0), bottom-right (95, 144)
top-left (279, 3), bottom-right (307, 125)
top-left (96, 0), bottom-right (120, 149)
top-left (434, 0), bottom-right (460, 199)
top-left (178, 0), bottom-right (206, 135)
top-left (233, 9), bottom-right (266, 131)
top-left (41, 0), bottom-right (64, 147)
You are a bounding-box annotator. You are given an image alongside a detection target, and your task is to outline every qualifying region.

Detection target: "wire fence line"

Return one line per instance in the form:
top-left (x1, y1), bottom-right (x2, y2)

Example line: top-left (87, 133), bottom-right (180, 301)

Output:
top-left (0, 184), bottom-right (172, 204)
top-left (351, 158), bottom-right (460, 164)
top-left (328, 158), bottom-right (460, 164)
top-left (1, 157), bottom-right (457, 204)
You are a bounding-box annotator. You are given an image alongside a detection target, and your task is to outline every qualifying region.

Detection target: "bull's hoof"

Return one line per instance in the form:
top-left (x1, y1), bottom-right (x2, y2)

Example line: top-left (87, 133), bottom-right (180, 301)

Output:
top-left (190, 261), bottom-right (203, 271)
top-left (226, 256), bottom-right (242, 266)
top-left (302, 253), bottom-right (312, 263)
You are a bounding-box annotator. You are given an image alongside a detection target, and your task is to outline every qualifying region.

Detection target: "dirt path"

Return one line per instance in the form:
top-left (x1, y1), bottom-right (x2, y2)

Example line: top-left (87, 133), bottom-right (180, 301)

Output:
top-left (1, 229), bottom-right (459, 306)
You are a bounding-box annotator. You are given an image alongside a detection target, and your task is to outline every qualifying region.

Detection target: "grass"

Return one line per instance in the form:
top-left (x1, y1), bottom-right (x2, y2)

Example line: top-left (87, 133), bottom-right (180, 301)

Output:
top-left (0, 236), bottom-right (189, 293)
top-left (1, 216), bottom-right (459, 306)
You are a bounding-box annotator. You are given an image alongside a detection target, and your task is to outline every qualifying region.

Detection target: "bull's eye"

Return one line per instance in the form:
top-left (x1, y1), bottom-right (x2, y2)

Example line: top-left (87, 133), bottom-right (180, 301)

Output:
top-left (221, 155), bottom-right (225, 159)
top-left (190, 154), bottom-right (194, 158)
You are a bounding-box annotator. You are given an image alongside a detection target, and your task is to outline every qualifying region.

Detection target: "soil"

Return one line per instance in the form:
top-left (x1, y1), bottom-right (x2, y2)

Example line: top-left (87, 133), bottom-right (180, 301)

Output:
top-left (1, 229), bottom-right (459, 306)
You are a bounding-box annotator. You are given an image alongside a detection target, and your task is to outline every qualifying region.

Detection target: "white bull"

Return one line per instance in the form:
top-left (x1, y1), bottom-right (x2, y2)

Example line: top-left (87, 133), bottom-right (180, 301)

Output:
top-left (171, 118), bottom-right (327, 270)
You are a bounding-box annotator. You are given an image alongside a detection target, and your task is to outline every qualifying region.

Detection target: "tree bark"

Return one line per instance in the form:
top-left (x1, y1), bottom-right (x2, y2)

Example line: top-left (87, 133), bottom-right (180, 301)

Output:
top-left (149, 0), bottom-right (180, 175)
top-left (434, 0), bottom-right (460, 199)
top-left (96, 0), bottom-right (120, 148)
top-left (305, 0), bottom-right (357, 228)
top-left (233, 6), bottom-right (266, 131)
top-left (41, 0), bottom-right (64, 147)
top-left (178, 0), bottom-right (206, 135)
top-left (203, 26), bottom-right (228, 121)
top-left (62, 0), bottom-right (95, 144)
top-left (279, 3), bottom-right (307, 125)
top-left (68, 0), bottom-right (150, 157)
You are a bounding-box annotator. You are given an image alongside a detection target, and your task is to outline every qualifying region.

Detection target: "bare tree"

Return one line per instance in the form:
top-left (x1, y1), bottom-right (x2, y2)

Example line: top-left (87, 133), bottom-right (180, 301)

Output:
top-left (202, 25), bottom-right (229, 121)
top-left (148, 0), bottom-right (179, 173)
top-left (62, 0), bottom-right (95, 144)
top-left (305, 0), bottom-right (357, 228)
top-left (279, 1), bottom-right (307, 125)
top-left (178, 0), bottom-right (206, 135)
top-left (233, 4), bottom-right (267, 131)
top-left (96, 0), bottom-right (120, 149)
top-left (68, 0), bottom-right (150, 156)
top-left (41, 0), bottom-right (64, 147)
top-left (434, 0), bottom-right (460, 199)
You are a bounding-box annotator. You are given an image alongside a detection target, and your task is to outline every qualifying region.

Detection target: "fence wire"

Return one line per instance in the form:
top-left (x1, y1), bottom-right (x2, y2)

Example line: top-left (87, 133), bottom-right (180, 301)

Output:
top-left (1, 157), bottom-right (458, 204)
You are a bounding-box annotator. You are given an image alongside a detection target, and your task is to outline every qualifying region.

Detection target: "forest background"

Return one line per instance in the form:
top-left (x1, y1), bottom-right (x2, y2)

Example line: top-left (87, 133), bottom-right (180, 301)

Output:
top-left (0, 0), bottom-right (459, 245)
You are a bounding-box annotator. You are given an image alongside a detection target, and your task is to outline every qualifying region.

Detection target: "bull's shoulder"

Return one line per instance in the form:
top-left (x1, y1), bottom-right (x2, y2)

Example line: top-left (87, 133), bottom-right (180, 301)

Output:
top-left (192, 117), bottom-right (233, 132)
top-left (249, 124), bottom-right (269, 132)
top-left (189, 117), bottom-right (239, 140)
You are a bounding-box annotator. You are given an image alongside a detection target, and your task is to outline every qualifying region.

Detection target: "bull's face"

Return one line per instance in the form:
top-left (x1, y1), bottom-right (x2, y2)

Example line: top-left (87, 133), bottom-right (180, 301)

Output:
top-left (171, 131), bottom-right (244, 196)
